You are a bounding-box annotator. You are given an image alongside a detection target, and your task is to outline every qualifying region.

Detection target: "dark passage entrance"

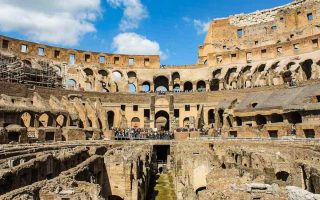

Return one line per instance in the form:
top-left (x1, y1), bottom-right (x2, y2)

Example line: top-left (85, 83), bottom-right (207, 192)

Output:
top-left (8, 132), bottom-right (20, 142)
top-left (154, 145), bottom-right (170, 163)
top-left (45, 132), bottom-right (55, 141)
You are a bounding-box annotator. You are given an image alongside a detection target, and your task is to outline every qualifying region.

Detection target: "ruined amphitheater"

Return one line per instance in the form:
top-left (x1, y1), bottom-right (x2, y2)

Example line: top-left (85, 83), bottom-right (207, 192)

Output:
top-left (0, 0), bottom-right (320, 199)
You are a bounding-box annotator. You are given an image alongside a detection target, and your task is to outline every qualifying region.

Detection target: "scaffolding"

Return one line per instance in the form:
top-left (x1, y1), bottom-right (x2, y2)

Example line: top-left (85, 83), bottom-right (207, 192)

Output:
top-left (0, 54), bottom-right (62, 88)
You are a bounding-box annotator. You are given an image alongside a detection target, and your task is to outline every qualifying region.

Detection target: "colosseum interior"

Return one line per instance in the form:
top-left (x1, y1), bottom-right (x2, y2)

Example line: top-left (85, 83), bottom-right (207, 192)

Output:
top-left (0, 0), bottom-right (320, 199)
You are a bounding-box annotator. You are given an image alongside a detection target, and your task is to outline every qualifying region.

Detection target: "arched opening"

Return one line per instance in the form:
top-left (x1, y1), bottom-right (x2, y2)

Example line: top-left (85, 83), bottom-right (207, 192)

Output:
top-left (183, 117), bottom-right (190, 128)
top-left (286, 62), bottom-right (296, 70)
top-left (270, 61), bottom-right (280, 70)
top-left (195, 186), bottom-right (207, 195)
top-left (83, 68), bottom-right (94, 76)
top-left (142, 81), bottom-right (150, 92)
top-left (241, 65), bottom-right (251, 74)
top-left (287, 112), bottom-right (302, 124)
top-left (172, 72), bottom-right (180, 83)
top-left (225, 68), bottom-right (237, 84)
top-left (184, 81), bottom-right (193, 92)
top-left (276, 171), bottom-right (290, 182)
top-left (127, 71), bottom-right (137, 79)
top-left (21, 112), bottom-right (34, 128)
top-left (131, 117), bottom-right (140, 128)
top-left (282, 70), bottom-right (292, 83)
top-left (129, 83), bottom-right (136, 93)
top-left (155, 111), bottom-right (170, 131)
top-left (270, 114), bottom-right (283, 123)
top-left (197, 80), bottom-right (206, 92)
top-left (113, 71), bottom-right (122, 81)
top-left (173, 84), bottom-right (180, 92)
top-left (208, 109), bottom-right (215, 125)
top-left (56, 114), bottom-right (66, 127)
top-left (154, 76), bottom-right (169, 92)
top-left (39, 113), bottom-right (54, 127)
top-left (98, 70), bottom-right (108, 77)
top-left (107, 111), bottom-right (115, 130)
top-left (212, 69), bottom-right (222, 78)
top-left (257, 64), bottom-right (266, 72)
top-left (301, 59), bottom-right (313, 80)
top-left (210, 79), bottom-right (220, 91)
top-left (256, 115), bottom-right (267, 125)
top-left (66, 79), bottom-right (77, 90)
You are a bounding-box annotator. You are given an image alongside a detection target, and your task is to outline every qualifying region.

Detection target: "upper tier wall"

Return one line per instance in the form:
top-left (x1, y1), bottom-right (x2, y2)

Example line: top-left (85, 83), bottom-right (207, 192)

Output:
top-left (198, 0), bottom-right (320, 66)
top-left (0, 35), bottom-right (160, 69)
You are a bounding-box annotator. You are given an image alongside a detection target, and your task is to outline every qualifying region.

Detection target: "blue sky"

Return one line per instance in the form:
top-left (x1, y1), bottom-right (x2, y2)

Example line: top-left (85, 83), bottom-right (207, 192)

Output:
top-left (0, 0), bottom-right (292, 65)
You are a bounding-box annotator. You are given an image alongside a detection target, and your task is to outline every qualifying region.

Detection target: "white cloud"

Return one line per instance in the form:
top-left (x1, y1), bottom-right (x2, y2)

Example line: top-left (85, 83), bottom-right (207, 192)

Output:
top-left (106, 0), bottom-right (148, 31)
top-left (0, 0), bottom-right (101, 46)
top-left (112, 32), bottom-right (167, 59)
top-left (192, 19), bottom-right (211, 35)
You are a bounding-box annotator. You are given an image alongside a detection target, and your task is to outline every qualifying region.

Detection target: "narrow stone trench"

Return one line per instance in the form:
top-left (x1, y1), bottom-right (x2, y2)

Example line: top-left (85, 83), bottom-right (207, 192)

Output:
top-left (153, 172), bottom-right (177, 200)
top-left (147, 145), bottom-right (177, 200)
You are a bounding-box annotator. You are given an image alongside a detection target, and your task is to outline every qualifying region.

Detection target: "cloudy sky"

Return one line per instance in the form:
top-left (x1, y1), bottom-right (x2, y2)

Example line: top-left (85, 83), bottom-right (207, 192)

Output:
top-left (0, 0), bottom-right (292, 65)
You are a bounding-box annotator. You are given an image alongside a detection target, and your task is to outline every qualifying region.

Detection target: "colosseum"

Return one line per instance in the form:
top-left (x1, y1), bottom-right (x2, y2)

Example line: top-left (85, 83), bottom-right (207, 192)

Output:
top-left (0, 0), bottom-right (320, 199)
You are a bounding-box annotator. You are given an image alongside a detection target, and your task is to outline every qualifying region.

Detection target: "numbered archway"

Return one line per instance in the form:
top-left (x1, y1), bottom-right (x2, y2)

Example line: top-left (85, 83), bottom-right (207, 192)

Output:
top-left (155, 111), bottom-right (170, 131)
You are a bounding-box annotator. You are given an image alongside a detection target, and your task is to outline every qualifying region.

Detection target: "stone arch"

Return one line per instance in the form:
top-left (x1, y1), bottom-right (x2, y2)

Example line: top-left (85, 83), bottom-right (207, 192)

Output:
top-left (287, 112), bottom-right (302, 124)
top-left (286, 62), bottom-right (296, 70)
top-left (257, 64), bottom-right (266, 72)
top-left (184, 81), bottom-right (193, 92)
top-left (173, 84), bottom-right (180, 92)
top-left (210, 79), bottom-right (220, 91)
top-left (66, 79), bottom-right (77, 90)
top-left (172, 72), bottom-right (180, 83)
top-left (142, 81), bottom-right (150, 92)
top-left (154, 76), bottom-right (169, 92)
top-left (300, 59), bottom-right (313, 80)
top-left (155, 110), bottom-right (170, 131)
top-left (276, 171), bottom-right (290, 182)
top-left (225, 67), bottom-right (237, 84)
top-left (183, 117), bottom-right (190, 128)
top-left (256, 115), bottom-right (267, 125)
top-left (21, 112), bottom-right (34, 128)
top-left (270, 113), bottom-right (283, 123)
top-left (56, 114), bottom-right (66, 127)
top-left (208, 109), bottom-right (215, 125)
top-left (22, 59), bottom-right (32, 67)
top-left (38, 113), bottom-right (54, 127)
top-left (238, 65), bottom-right (252, 88)
top-left (107, 111), bottom-right (115, 129)
top-left (212, 69), bottom-right (222, 78)
top-left (197, 80), bottom-right (206, 92)
top-left (282, 70), bottom-right (292, 83)
top-left (270, 61), bottom-right (280, 70)
top-left (195, 186), bottom-right (207, 195)
top-left (98, 69), bottom-right (108, 77)
top-left (112, 71), bottom-right (122, 81)
top-left (129, 83), bottom-right (136, 93)
top-left (127, 71), bottom-right (137, 79)
top-left (131, 117), bottom-right (140, 128)
top-left (83, 68), bottom-right (94, 76)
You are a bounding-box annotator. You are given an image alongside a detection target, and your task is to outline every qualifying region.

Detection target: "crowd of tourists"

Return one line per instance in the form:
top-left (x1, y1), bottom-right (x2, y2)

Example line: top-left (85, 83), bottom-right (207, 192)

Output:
top-left (112, 128), bottom-right (174, 140)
